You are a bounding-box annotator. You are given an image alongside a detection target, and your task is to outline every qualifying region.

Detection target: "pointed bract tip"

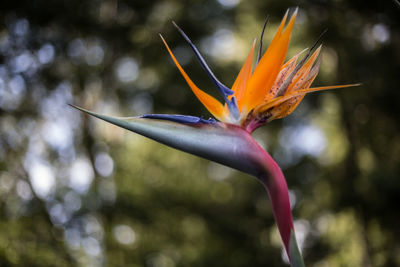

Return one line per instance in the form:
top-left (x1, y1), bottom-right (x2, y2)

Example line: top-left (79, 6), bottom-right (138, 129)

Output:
top-left (68, 104), bottom-right (95, 116)
top-left (68, 103), bottom-right (82, 111)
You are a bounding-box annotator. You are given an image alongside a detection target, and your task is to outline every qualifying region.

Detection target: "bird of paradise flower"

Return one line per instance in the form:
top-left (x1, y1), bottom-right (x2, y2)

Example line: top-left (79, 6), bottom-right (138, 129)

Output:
top-left (71, 8), bottom-right (359, 266)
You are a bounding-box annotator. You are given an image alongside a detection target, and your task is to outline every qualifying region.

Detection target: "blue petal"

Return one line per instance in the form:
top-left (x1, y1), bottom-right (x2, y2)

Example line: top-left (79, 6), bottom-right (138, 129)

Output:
top-left (141, 114), bottom-right (217, 124)
top-left (173, 22), bottom-right (234, 98)
top-left (227, 96), bottom-right (239, 119)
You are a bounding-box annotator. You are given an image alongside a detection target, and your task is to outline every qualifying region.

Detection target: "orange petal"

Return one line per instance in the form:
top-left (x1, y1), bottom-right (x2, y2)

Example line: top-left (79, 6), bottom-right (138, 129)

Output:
top-left (302, 56), bottom-right (322, 89)
top-left (274, 95), bottom-right (304, 119)
top-left (274, 58), bottom-right (322, 118)
top-left (255, 83), bottom-right (360, 114)
top-left (299, 83), bottom-right (361, 93)
top-left (160, 35), bottom-right (224, 120)
top-left (291, 56), bottom-right (322, 94)
top-left (264, 50), bottom-right (305, 102)
top-left (280, 48), bottom-right (305, 70)
top-left (232, 40), bottom-right (256, 111)
top-left (241, 9), bottom-right (297, 113)
top-left (286, 45), bottom-right (321, 94)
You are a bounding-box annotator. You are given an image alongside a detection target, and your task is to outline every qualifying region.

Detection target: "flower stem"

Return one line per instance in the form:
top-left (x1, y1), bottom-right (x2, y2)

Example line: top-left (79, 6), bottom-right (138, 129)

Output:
top-left (257, 148), bottom-right (305, 266)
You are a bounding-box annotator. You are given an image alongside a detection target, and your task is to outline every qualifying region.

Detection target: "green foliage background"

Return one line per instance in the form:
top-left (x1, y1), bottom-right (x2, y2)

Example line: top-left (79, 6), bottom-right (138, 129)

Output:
top-left (0, 0), bottom-right (399, 266)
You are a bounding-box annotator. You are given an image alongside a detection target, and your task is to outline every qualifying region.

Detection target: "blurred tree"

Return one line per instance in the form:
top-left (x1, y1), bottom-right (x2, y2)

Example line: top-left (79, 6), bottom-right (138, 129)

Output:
top-left (0, 0), bottom-right (399, 266)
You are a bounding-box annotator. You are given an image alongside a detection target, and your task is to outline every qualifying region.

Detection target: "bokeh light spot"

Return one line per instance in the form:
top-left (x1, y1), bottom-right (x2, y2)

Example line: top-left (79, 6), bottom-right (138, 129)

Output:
top-left (27, 160), bottom-right (56, 200)
top-left (69, 157), bottom-right (95, 194)
top-left (113, 224), bottom-right (136, 245)
top-left (37, 43), bottom-right (55, 64)
top-left (115, 57), bottom-right (139, 83)
top-left (95, 152), bottom-right (114, 177)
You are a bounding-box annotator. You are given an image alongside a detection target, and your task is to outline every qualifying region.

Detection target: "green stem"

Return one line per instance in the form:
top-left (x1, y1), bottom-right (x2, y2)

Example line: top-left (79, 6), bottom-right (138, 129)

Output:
top-left (289, 231), bottom-right (305, 267)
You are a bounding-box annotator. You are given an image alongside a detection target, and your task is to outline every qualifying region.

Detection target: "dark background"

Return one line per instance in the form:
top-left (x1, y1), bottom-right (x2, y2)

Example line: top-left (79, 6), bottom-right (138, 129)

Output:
top-left (0, 0), bottom-right (399, 266)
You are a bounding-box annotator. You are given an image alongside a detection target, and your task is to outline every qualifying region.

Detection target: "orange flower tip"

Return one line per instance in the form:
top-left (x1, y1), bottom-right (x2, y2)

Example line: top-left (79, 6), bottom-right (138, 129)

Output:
top-left (352, 83), bottom-right (362, 87)
top-left (340, 83), bottom-right (362, 88)
top-left (286, 7), bottom-right (298, 26)
top-left (283, 9), bottom-right (289, 19)
top-left (292, 7), bottom-right (299, 17)
top-left (301, 83), bottom-right (362, 94)
top-left (299, 47), bottom-right (310, 55)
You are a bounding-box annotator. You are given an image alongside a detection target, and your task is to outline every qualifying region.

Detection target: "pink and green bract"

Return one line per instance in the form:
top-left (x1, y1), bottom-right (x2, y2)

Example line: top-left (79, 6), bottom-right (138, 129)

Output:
top-left (71, 8), bottom-right (358, 267)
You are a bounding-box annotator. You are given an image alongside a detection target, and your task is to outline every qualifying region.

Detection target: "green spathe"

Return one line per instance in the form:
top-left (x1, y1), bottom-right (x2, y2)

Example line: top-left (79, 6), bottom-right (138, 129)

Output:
top-left (71, 105), bottom-right (268, 177)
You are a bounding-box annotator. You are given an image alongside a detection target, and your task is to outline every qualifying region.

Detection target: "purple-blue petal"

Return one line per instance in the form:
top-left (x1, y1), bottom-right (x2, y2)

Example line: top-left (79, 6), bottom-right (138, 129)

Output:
top-left (141, 114), bottom-right (217, 124)
top-left (172, 22), bottom-right (234, 98)
top-left (226, 96), bottom-right (239, 119)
